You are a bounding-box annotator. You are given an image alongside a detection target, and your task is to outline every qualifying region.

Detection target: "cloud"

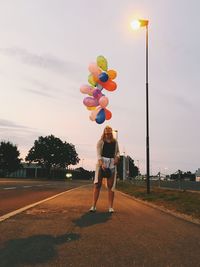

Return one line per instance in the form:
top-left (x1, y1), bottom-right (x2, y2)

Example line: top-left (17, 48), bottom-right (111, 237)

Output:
top-left (22, 88), bottom-right (54, 98)
top-left (155, 89), bottom-right (194, 111)
top-left (0, 119), bottom-right (29, 130)
top-left (171, 94), bottom-right (194, 110)
top-left (28, 79), bottom-right (55, 92)
top-left (23, 78), bottom-right (80, 100)
top-left (0, 119), bottom-right (41, 138)
top-left (0, 47), bottom-right (81, 76)
top-left (0, 119), bottom-right (43, 154)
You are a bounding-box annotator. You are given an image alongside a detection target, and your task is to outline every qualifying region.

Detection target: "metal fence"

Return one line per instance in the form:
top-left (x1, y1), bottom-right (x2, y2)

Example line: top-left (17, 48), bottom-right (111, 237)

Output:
top-left (129, 179), bottom-right (200, 192)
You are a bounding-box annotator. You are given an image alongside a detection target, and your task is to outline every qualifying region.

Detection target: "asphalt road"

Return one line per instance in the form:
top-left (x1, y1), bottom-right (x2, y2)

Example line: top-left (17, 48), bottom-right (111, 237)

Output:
top-left (0, 183), bottom-right (200, 267)
top-left (0, 178), bottom-right (90, 216)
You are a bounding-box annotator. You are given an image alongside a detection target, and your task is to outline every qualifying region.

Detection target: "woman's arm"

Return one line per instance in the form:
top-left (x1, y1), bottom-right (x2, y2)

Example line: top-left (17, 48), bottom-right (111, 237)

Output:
top-left (114, 141), bottom-right (120, 165)
top-left (97, 139), bottom-right (103, 166)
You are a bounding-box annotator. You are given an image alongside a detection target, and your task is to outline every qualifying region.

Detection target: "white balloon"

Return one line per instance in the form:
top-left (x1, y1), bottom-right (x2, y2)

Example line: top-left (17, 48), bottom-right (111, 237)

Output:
top-left (90, 107), bottom-right (101, 121)
top-left (97, 84), bottom-right (103, 90)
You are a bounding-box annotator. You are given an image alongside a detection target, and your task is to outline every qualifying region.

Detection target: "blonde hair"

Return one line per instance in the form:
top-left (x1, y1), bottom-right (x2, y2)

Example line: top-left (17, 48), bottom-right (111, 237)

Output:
top-left (101, 125), bottom-right (116, 142)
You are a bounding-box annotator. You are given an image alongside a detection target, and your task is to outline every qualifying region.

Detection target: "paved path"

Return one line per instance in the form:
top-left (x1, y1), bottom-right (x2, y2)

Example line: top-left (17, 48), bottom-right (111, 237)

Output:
top-left (0, 179), bottom-right (88, 216)
top-left (0, 183), bottom-right (200, 267)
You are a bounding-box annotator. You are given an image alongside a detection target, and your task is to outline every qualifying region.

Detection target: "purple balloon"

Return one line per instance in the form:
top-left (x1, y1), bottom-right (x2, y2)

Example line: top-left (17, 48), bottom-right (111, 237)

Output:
top-left (83, 97), bottom-right (99, 107)
top-left (93, 89), bottom-right (102, 99)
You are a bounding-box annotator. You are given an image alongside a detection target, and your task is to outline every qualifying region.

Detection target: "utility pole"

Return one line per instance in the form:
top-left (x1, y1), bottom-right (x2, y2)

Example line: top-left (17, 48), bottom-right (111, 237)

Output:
top-left (158, 171), bottom-right (161, 187)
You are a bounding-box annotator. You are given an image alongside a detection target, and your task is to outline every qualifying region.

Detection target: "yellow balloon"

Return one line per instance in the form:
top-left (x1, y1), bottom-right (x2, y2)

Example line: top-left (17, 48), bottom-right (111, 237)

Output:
top-left (97, 55), bottom-right (108, 71)
top-left (107, 69), bottom-right (117, 80)
top-left (88, 74), bottom-right (97, 87)
top-left (87, 106), bottom-right (96, 110)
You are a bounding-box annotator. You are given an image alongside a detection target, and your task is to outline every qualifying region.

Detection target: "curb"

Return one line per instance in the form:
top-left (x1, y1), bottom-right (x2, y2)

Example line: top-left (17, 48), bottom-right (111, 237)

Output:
top-left (116, 190), bottom-right (200, 226)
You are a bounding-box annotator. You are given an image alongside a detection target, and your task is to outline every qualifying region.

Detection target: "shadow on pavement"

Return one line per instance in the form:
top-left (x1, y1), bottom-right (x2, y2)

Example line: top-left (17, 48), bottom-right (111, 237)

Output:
top-left (0, 232), bottom-right (80, 267)
top-left (74, 212), bottom-right (112, 228)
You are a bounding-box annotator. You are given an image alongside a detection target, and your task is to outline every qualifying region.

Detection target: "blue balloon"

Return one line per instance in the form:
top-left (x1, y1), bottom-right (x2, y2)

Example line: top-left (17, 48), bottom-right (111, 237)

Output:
top-left (95, 108), bottom-right (105, 124)
top-left (99, 72), bottom-right (109, 82)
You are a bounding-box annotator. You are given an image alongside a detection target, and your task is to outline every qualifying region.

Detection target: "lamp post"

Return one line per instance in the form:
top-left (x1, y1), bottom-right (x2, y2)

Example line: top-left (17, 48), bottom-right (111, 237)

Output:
top-left (131, 19), bottom-right (150, 194)
top-left (113, 129), bottom-right (118, 140)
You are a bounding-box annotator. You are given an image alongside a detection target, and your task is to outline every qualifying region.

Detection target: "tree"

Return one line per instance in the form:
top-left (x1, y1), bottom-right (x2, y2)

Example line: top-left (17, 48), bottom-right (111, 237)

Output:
top-left (117, 155), bottom-right (138, 179)
top-left (25, 135), bottom-right (80, 176)
top-left (0, 141), bottom-right (22, 176)
top-left (170, 170), bottom-right (195, 181)
top-left (72, 167), bottom-right (94, 180)
top-left (128, 156), bottom-right (139, 178)
top-left (183, 171), bottom-right (195, 181)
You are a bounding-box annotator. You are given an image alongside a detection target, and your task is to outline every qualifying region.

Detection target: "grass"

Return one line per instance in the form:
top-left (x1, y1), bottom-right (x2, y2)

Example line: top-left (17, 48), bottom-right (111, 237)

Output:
top-left (116, 181), bottom-right (200, 220)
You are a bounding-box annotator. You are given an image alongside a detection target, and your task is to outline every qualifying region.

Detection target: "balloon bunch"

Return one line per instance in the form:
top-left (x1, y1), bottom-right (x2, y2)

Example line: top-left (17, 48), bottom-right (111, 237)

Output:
top-left (80, 55), bottom-right (117, 124)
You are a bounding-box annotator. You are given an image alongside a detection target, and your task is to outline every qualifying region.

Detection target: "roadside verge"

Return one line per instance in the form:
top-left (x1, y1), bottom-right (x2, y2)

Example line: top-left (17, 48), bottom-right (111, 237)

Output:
top-left (116, 190), bottom-right (200, 225)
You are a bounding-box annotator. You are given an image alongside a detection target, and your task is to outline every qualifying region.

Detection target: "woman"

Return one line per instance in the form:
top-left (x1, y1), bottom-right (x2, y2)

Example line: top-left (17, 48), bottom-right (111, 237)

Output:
top-left (90, 126), bottom-right (120, 213)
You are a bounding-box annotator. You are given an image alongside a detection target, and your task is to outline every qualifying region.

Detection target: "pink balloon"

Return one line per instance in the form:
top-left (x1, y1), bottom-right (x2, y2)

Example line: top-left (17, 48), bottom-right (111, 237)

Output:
top-left (83, 97), bottom-right (99, 107)
top-left (80, 85), bottom-right (94, 95)
top-left (99, 96), bottom-right (109, 108)
top-left (88, 63), bottom-right (101, 77)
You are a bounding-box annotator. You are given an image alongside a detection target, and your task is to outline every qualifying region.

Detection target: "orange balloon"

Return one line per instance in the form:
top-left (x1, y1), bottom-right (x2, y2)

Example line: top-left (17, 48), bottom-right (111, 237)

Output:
top-left (93, 75), bottom-right (99, 82)
top-left (107, 69), bottom-right (117, 79)
top-left (98, 79), bottom-right (117, 91)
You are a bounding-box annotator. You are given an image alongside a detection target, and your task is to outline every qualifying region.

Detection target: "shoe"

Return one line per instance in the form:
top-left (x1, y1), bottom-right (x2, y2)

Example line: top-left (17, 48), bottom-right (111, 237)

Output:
top-left (108, 208), bottom-right (114, 213)
top-left (89, 206), bottom-right (96, 212)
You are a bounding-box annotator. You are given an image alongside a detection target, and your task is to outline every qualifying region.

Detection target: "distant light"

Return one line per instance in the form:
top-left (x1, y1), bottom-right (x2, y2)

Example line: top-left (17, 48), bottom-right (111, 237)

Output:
top-left (66, 173), bottom-right (72, 178)
top-left (130, 20), bottom-right (141, 30)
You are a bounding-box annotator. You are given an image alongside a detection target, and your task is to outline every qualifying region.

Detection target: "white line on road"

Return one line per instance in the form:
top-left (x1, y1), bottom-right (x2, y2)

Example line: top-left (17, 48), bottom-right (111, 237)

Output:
top-left (23, 186), bottom-right (32, 188)
top-left (0, 184), bottom-right (90, 223)
top-left (3, 187), bottom-right (17, 190)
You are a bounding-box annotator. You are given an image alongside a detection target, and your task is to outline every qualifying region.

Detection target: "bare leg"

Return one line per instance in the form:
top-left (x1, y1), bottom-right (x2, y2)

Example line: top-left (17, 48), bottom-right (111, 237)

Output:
top-left (107, 175), bottom-right (115, 208)
top-left (92, 186), bottom-right (101, 207)
top-left (92, 175), bottom-right (103, 207)
top-left (108, 190), bottom-right (114, 208)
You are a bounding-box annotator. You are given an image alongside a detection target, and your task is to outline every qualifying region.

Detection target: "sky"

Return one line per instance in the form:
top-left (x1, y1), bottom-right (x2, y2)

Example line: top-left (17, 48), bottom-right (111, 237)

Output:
top-left (0, 0), bottom-right (200, 175)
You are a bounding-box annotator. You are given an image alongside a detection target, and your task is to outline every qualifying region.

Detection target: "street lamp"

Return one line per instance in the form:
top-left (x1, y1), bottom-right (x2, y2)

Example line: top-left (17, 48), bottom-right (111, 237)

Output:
top-left (113, 129), bottom-right (118, 140)
top-left (131, 19), bottom-right (150, 194)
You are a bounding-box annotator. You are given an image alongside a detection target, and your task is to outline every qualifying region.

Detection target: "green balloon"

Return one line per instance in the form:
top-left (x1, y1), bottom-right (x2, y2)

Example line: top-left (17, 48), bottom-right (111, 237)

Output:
top-left (97, 55), bottom-right (108, 71)
top-left (88, 74), bottom-right (97, 87)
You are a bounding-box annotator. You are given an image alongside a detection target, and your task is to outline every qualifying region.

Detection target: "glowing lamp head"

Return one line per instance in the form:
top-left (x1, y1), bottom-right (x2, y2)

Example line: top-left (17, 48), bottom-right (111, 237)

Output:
top-left (131, 19), bottom-right (149, 30)
top-left (131, 20), bottom-right (141, 30)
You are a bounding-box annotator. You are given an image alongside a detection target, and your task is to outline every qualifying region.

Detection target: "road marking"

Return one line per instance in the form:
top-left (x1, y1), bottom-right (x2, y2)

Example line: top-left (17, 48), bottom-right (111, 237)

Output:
top-left (0, 184), bottom-right (89, 223)
top-left (23, 186), bottom-right (32, 188)
top-left (4, 187), bottom-right (16, 190)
